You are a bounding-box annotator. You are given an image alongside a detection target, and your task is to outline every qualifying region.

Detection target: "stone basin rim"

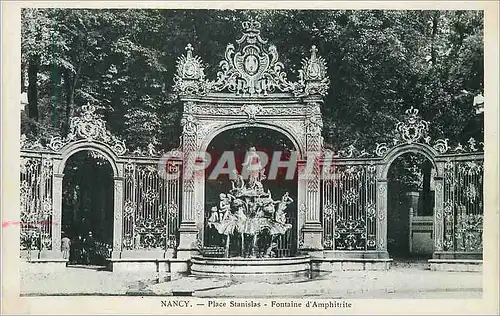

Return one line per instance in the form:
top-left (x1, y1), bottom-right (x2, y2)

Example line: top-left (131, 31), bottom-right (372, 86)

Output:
top-left (191, 255), bottom-right (311, 262)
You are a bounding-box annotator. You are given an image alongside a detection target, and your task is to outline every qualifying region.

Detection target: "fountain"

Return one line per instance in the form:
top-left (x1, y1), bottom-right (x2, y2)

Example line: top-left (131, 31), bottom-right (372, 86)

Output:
top-left (190, 147), bottom-right (311, 282)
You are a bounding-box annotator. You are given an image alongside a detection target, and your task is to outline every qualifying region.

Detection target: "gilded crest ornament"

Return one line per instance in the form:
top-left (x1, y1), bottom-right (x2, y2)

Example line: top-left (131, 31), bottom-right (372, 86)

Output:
top-left (173, 20), bottom-right (330, 98)
top-left (395, 107), bottom-right (429, 144)
top-left (44, 103), bottom-right (127, 155)
top-left (295, 45), bottom-right (330, 97)
top-left (173, 44), bottom-right (209, 95)
top-left (210, 20), bottom-right (294, 96)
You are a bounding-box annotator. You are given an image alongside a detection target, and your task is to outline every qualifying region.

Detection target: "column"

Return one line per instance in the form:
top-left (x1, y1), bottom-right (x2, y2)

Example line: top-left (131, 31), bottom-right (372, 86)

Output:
top-left (301, 132), bottom-right (323, 255)
top-left (48, 173), bottom-right (64, 259)
top-left (296, 160), bottom-right (307, 251)
top-left (376, 163), bottom-right (389, 257)
top-left (176, 118), bottom-right (200, 259)
top-left (111, 176), bottom-right (124, 259)
top-left (432, 175), bottom-right (444, 257)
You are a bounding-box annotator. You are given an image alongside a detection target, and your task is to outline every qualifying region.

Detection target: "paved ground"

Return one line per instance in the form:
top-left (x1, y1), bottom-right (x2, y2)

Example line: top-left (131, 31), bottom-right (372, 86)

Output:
top-left (20, 261), bottom-right (482, 298)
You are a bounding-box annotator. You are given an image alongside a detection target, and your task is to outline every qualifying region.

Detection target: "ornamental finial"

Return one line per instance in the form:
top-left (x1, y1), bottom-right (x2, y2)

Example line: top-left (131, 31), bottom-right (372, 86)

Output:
top-left (185, 43), bottom-right (193, 58)
top-left (310, 45), bottom-right (318, 59)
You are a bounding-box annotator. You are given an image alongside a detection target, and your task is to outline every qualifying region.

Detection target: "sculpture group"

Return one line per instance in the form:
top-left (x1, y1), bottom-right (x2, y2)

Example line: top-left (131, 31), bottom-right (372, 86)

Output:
top-left (207, 147), bottom-right (294, 258)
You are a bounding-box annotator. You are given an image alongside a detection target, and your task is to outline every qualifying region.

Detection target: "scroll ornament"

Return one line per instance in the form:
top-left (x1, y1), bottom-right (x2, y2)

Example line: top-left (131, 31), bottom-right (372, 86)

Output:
top-left (20, 103), bottom-right (127, 156)
top-left (173, 21), bottom-right (329, 98)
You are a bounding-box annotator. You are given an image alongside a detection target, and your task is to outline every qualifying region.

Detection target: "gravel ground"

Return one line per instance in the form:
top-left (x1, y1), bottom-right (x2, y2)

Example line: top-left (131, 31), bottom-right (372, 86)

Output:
top-left (20, 265), bottom-right (158, 296)
top-left (20, 264), bottom-right (482, 298)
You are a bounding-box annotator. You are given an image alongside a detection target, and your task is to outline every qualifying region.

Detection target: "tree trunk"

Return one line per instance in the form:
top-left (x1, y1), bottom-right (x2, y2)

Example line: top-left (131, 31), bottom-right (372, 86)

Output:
top-left (430, 11), bottom-right (440, 66)
top-left (21, 63), bottom-right (27, 92)
top-left (27, 55), bottom-right (40, 121)
top-left (63, 68), bottom-right (74, 135)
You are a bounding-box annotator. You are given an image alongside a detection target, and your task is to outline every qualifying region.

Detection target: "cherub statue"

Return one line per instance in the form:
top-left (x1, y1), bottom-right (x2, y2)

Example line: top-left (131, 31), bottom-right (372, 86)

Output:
top-left (275, 192), bottom-right (293, 224)
top-left (219, 193), bottom-right (234, 216)
top-left (207, 206), bottom-right (219, 228)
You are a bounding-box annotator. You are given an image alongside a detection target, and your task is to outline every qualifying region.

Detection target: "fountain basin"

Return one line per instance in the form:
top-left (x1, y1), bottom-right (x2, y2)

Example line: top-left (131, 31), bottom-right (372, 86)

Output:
top-left (190, 255), bottom-right (311, 283)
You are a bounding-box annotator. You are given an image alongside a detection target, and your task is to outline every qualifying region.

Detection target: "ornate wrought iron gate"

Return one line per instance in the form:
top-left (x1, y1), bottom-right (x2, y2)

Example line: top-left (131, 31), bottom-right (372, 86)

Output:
top-left (122, 160), bottom-right (182, 251)
top-left (20, 154), bottom-right (54, 252)
top-left (321, 163), bottom-right (377, 251)
top-left (20, 104), bottom-right (183, 260)
top-left (439, 157), bottom-right (484, 253)
top-left (320, 107), bottom-right (484, 259)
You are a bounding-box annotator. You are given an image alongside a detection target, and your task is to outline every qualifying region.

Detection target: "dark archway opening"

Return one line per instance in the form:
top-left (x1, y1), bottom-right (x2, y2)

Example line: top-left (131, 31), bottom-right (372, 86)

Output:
top-left (62, 150), bottom-right (114, 267)
top-left (387, 153), bottom-right (435, 263)
top-left (203, 127), bottom-right (298, 257)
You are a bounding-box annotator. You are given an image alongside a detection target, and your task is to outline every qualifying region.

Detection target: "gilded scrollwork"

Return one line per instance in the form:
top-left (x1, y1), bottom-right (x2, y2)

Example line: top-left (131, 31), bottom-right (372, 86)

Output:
top-left (29, 103), bottom-right (129, 156)
top-left (334, 216), bottom-right (366, 250)
top-left (295, 46), bottom-right (330, 97)
top-left (173, 44), bottom-right (209, 95)
top-left (181, 114), bottom-right (198, 135)
top-left (173, 20), bottom-right (329, 98)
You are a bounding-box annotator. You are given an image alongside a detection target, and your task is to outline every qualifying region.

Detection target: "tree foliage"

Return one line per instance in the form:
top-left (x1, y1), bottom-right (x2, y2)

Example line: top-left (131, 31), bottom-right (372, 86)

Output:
top-left (21, 9), bottom-right (484, 151)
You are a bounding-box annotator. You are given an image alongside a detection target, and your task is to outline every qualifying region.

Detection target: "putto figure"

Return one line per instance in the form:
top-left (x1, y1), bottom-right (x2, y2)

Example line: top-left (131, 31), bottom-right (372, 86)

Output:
top-left (206, 147), bottom-right (294, 258)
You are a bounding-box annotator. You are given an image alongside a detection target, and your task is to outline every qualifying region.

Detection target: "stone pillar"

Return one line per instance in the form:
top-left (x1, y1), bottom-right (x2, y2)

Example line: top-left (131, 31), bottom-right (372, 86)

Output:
top-left (376, 168), bottom-right (388, 256)
top-left (111, 176), bottom-right (124, 259)
top-left (49, 173), bottom-right (64, 259)
top-left (301, 101), bottom-right (323, 257)
top-left (406, 192), bottom-right (419, 254)
top-left (296, 160), bottom-right (307, 250)
top-left (176, 112), bottom-right (200, 259)
top-left (433, 176), bottom-right (444, 256)
top-left (194, 169), bottom-right (205, 247)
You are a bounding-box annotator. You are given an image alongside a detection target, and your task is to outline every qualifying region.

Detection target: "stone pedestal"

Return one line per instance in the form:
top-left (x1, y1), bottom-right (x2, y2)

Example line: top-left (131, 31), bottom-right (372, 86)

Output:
top-left (301, 223), bottom-right (324, 256)
top-left (38, 249), bottom-right (64, 260)
top-left (176, 223), bottom-right (200, 260)
top-left (23, 258), bottom-right (68, 273)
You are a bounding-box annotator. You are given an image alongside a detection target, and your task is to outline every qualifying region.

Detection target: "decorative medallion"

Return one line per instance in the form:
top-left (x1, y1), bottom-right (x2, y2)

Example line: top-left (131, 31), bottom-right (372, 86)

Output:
top-left (322, 203), bottom-right (335, 218)
top-left (342, 188), bottom-right (359, 206)
top-left (366, 202), bottom-right (376, 219)
top-left (40, 198), bottom-right (53, 218)
top-left (464, 183), bottom-right (478, 202)
top-left (241, 104), bottom-right (263, 124)
top-left (142, 188), bottom-right (159, 204)
top-left (123, 200), bottom-right (136, 218)
top-left (167, 202), bottom-right (179, 217)
top-left (323, 235), bottom-right (333, 249)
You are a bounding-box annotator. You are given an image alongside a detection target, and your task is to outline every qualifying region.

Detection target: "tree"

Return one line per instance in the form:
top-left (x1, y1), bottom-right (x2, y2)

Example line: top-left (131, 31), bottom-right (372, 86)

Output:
top-left (21, 9), bottom-right (484, 152)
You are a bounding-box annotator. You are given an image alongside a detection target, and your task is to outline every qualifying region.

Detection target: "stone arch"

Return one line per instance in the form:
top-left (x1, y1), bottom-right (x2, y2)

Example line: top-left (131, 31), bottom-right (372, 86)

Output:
top-left (51, 139), bottom-right (123, 262)
top-left (380, 142), bottom-right (439, 260)
top-left (380, 143), bottom-right (439, 180)
top-left (198, 121), bottom-right (304, 159)
top-left (56, 140), bottom-right (120, 176)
